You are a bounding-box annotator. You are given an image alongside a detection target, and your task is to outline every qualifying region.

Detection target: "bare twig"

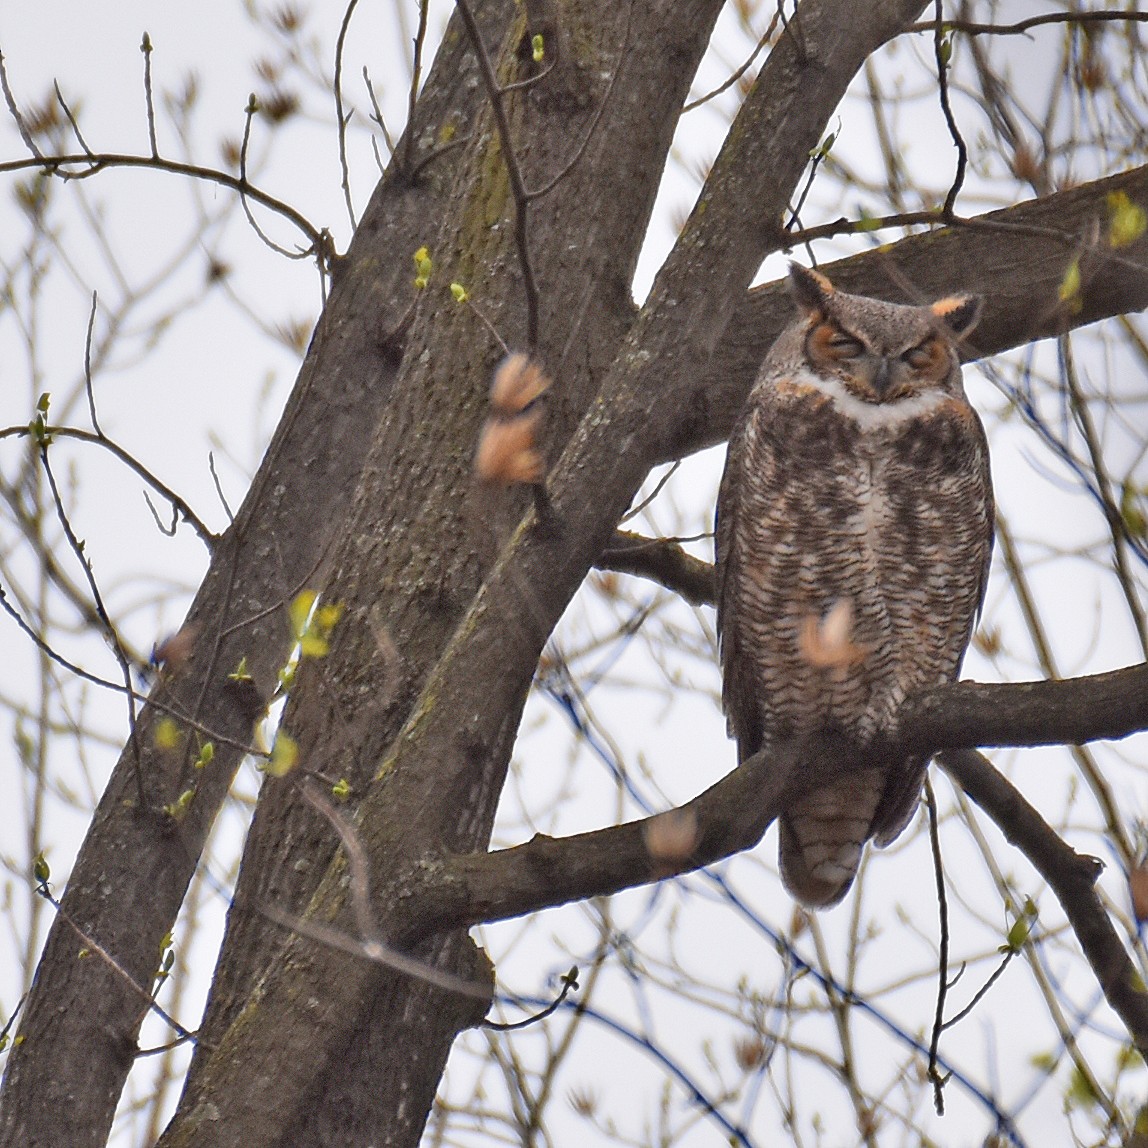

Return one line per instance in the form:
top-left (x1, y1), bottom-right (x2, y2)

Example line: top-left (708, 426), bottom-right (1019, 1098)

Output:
top-left (208, 451), bottom-right (235, 523)
top-left (143, 492), bottom-right (179, 537)
top-left (683, 12), bottom-right (779, 113)
top-left (362, 67), bottom-right (397, 165)
top-left (82, 291), bottom-right (103, 435)
top-left (141, 32), bottom-right (159, 158)
top-left (238, 95), bottom-right (311, 261)
top-left (36, 882), bottom-right (196, 1047)
top-left (402, 0), bottom-right (431, 176)
top-left (526, 0), bottom-right (634, 202)
top-left (1058, 336), bottom-right (1148, 653)
top-left (0, 581), bottom-right (266, 757)
top-left (453, 0), bottom-right (540, 349)
top-left (0, 50), bottom-right (43, 158)
top-left (39, 447), bottom-right (145, 804)
top-left (924, 777), bottom-right (950, 1115)
top-left (939, 949), bottom-right (1013, 1032)
top-left (0, 423), bottom-right (215, 547)
top-left (910, 11), bottom-right (1148, 38)
top-left (939, 749), bottom-right (1148, 1058)
top-left (0, 151), bottom-right (326, 258)
top-left (932, 0), bottom-right (967, 216)
top-left (333, 0), bottom-right (361, 228)
top-left (53, 81), bottom-right (93, 156)
top-left (483, 967), bottom-right (579, 1031)
top-left (995, 515), bottom-right (1134, 868)
top-left (0, 581), bottom-right (145, 693)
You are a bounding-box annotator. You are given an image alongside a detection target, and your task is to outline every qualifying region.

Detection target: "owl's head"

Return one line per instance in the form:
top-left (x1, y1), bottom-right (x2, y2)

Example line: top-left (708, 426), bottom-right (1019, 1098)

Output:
top-left (789, 263), bottom-right (982, 404)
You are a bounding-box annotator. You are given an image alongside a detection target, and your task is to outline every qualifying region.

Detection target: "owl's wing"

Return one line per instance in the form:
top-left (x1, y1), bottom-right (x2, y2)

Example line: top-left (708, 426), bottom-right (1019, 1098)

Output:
top-left (714, 399), bottom-right (764, 762)
top-left (972, 413), bottom-right (995, 623)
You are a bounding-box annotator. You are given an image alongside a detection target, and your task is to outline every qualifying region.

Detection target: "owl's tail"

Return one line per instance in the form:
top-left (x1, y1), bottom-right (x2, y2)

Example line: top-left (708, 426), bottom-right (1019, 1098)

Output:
top-left (779, 756), bottom-right (927, 908)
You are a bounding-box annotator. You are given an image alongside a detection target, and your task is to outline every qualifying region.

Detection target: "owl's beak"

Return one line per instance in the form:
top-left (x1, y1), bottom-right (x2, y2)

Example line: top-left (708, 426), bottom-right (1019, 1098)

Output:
top-left (871, 358), bottom-right (893, 398)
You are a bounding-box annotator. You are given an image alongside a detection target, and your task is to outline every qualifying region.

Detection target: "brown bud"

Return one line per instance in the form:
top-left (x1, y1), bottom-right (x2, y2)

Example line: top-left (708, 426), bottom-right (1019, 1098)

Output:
top-left (151, 624), bottom-right (200, 673)
top-left (798, 598), bottom-right (868, 678)
top-left (490, 352), bottom-right (549, 415)
top-left (475, 410), bottom-right (544, 485)
top-left (643, 808), bottom-right (700, 864)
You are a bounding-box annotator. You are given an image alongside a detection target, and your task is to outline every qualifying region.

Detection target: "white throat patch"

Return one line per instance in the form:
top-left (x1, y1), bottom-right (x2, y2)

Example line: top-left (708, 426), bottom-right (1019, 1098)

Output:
top-left (789, 369), bottom-right (948, 431)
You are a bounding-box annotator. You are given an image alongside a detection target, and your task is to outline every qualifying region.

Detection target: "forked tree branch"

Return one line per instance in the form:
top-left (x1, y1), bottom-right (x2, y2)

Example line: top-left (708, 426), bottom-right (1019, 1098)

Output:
top-left (937, 749), bottom-right (1148, 1057)
top-left (424, 666), bottom-right (1148, 1055)
top-left (439, 662), bottom-right (1148, 927)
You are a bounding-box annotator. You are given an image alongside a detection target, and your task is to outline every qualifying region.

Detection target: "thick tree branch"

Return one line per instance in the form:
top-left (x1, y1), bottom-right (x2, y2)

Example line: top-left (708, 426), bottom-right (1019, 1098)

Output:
top-left (435, 662), bottom-right (1148, 930)
top-left (412, 670), bottom-right (1148, 1063)
top-left (937, 749), bottom-right (1148, 1058)
top-left (598, 530), bottom-right (715, 607)
top-left (673, 164), bottom-right (1148, 460)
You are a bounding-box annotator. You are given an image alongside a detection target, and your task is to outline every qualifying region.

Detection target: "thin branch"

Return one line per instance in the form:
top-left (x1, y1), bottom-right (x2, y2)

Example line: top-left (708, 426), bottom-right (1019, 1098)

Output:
top-left (620, 460), bottom-right (680, 523)
top-left (784, 207), bottom-right (942, 246)
top-left (0, 580), bottom-right (145, 694)
top-left (0, 50), bottom-right (43, 159)
top-left (208, 451), bottom-right (235, 523)
top-left (0, 423), bottom-right (215, 547)
top-left (1058, 336), bottom-right (1148, 653)
top-left (333, 0), bottom-right (361, 229)
top-left (141, 32), bottom-right (159, 159)
top-left (82, 291), bottom-right (103, 436)
top-left (142, 491), bottom-right (179, 537)
top-left (135, 1031), bottom-right (198, 1058)
top-left (0, 151), bottom-right (326, 259)
top-left (0, 995), bottom-right (26, 1047)
top-left (910, 11), bottom-right (1148, 38)
top-left (683, 11), bottom-right (779, 113)
top-left (933, 0), bottom-right (967, 217)
top-left (483, 967), bottom-right (579, 1031)
top-left (39, 447), bottom-right (144, 804)
top-left (526, 0), bottom-right (632, 203)
top-left (36, 883), bottom-right (196, 1047)
top-left (0, 579), bottom-right (265, 761)
top-left (924, 778), bottom-right (950, 1115)
top-left (402, 0), bottom-right (431, 176)
top-left (238, 95), bottom-right (311, 261)
top-left (785, 120), bottom-right (836, 233)
top-left (453, 0), bottom-right (540, 349)
top-left (995, 514), bottom-right (1134, 868)
top-left (408, 134), bottom-right (470, 182)
top-left (53, 81), bottom-right (93, 157)
top-left (362, 67), bottom-right (396, 165)
top-left (940, 949), bottom-right (1013, 1032)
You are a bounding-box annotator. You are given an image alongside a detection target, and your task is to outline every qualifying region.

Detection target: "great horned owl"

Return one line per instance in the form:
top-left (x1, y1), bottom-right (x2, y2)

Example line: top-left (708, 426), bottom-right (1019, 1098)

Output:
top-left (715, 263), bottom-right (993, 908)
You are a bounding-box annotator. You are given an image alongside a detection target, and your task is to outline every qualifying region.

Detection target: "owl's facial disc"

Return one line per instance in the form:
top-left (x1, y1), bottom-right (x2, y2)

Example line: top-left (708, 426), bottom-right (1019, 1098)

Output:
top-left (806, 318), bottom-right (954, 403)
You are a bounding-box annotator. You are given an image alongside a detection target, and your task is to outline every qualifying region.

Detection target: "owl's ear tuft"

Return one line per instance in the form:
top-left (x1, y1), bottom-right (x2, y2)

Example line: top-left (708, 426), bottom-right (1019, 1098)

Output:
top-left (931, 294), bottom-right (983, 341)
top-left (788, 263), bottom-right (836, 315)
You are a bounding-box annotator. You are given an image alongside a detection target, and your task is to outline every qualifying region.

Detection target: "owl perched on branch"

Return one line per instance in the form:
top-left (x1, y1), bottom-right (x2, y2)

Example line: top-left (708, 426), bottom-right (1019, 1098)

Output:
top-left (715, 264), bottom-right (993, 908)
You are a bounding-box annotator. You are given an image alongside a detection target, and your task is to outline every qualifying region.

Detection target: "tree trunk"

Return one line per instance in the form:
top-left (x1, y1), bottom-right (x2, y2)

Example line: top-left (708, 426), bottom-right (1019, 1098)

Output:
top-left (160, 2), bottom-right (931, 1144)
